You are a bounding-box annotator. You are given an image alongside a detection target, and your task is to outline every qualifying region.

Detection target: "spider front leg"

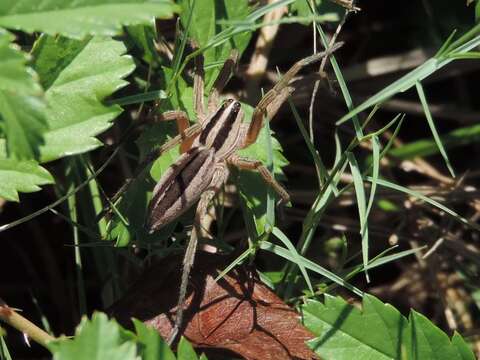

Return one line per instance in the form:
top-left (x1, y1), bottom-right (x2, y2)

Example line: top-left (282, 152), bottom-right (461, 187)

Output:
top-left (228, 154), bottom-right (290, 203)
top-left (167, 163), bottom-right (230, 345)
top-left (207, 50), bottom-right (239, 113)
top-left (193, 51), bottom-right (206, 120)
top-left (243, 42), bottom-right (343, 148)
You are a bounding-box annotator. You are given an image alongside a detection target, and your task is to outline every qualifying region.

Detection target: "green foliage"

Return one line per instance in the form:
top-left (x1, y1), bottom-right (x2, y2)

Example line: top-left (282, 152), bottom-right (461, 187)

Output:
top-left (237, 104), bottom-right (289, 236)
top-left (33, 36), bottom-right (135, 163)
top-left (108, 0), bottom-right (291, 245)
top-left (0, 29), bottom-right (46, 161)
top-left (388, 123), bottom-right (480, 160)
top-left (0, 154), bottom-right (53, 201)
top-left (48, 313), bottom-right (204, 360)
top-left (0, 0), bottom-right (179, 39)
top-left (132, 319), bottom-right (176, 360)
top-left (0, 326), bottom-right (12, 360)
top-left (0, 1), bottom-right (478, 358)
top-left (302, 294), bottom-right (476, 360)
top-left (179, 0), bottom-right (251, 89)
top-left (337, 26), bottom-right (480, 126)
top-left (0, 0), bottom-right (176, 201)
top-left (0, 29), bottom-right (54, 201)
top-left (290, 0), bottom-right (343, 24)
top-left (48, 313), bottom-right (137, 360)
top-left (126, 22), bottom-right (160, 65)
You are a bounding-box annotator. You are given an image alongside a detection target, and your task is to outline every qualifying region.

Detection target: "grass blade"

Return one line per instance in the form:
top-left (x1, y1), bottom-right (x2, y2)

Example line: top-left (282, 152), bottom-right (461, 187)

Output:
top-left (107, 90), bottom-right (167, 106)
top-left (260, 241), bottom-right (364, 297)
top-left (215, 247), bottom-right (254, 282)
top-left (366, 135), bottom-right (380, 218)
top-left (337, 30), bottom-right (480, 126)
top-left (366, 177), bottom-right (480, 231)
top-left (288, 99), bottom-right (327, 188)
top-left (415, 81), bottom-right (455, 177)
top-left (388, 123), bottom-right (480, 160)
top-left (347, 153), bottom-right (369, 282)
top-left (365, 246), bottom-right (427, 270)
top-left (272, 227), bottom-right (313, 293)
top-left (0, 148), bottom-right (120, 234)
top-left (265, 115), bottom-right (275, 231)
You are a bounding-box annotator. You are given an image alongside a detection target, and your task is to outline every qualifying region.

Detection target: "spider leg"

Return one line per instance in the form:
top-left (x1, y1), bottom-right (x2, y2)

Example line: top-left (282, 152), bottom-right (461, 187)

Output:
top-left (193, 52), bottom-right (206, 121)
top-left (156, 110), bottom-right (198, 153)
top-left (156, 110), bottom-right (190, 136)
top-left (98, 115), bottom-right (202, 221)
top-left (243, 42), bottom-right (343, 148)
top-left (207, 50), bottom-right (239, 113)
top-left (228, 154), bottom-right (290, 203)
top-left (167, 163), bottom-right (230, 345)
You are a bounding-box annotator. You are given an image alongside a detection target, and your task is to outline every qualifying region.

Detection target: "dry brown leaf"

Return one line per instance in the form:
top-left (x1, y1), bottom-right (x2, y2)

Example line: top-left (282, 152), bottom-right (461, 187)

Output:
top-left (109, 252), bottom-right (317, 360)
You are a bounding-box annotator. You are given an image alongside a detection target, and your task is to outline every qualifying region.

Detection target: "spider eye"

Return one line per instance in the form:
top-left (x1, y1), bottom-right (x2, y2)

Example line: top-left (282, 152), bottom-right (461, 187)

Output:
top-left (223, 99), bottom-right (234, 107)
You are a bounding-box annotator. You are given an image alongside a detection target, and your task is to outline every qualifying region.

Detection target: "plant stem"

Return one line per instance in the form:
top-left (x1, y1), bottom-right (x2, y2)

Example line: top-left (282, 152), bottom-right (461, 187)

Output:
top-left (0, 298), bottom-right (55, 348)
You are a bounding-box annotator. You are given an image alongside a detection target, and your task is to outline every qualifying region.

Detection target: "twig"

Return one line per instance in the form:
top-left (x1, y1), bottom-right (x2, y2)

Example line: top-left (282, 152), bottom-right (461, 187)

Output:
top-left (0, 298), bottom-right (55, 348)
top-left (245, 0), bottom-right (287, 101)
top-left (309, 8), bottom-right (350, 143)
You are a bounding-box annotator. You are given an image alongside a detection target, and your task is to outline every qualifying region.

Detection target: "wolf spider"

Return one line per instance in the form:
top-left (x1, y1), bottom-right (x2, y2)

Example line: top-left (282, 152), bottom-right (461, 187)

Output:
top-left (110, 42), bottom-right (341, 344)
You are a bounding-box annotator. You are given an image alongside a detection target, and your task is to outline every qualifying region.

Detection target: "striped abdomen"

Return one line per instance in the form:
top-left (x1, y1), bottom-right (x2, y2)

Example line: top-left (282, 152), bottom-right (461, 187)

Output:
top-left (146, 146), bottom-right (215, 233)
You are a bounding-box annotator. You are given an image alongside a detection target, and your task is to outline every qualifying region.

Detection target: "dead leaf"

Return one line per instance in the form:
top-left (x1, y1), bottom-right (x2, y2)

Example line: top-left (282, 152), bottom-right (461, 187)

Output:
top-left (109, 252), bottom-right (318, 360)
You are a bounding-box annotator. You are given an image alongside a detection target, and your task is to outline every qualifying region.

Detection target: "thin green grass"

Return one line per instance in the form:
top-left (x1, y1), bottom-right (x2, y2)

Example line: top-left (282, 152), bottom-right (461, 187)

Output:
top-left (337, 27), bottom-right (480, 125)
top-left (415, 81), bottom-right (455, 177)
top-left (0, 333), bottom-right (12, 360)
top-left (65, 159), bottom-right (87, 316)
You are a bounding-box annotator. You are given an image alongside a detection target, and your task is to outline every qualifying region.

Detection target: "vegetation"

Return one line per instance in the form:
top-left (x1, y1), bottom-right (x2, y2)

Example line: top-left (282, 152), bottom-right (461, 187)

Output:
top-left (0, 0), bottom-right (479, 359)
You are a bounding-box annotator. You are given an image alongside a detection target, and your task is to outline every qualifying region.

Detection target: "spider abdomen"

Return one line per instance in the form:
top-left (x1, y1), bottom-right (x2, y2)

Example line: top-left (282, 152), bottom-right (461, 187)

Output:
top-left (146, 146), bottom-right (216, 233)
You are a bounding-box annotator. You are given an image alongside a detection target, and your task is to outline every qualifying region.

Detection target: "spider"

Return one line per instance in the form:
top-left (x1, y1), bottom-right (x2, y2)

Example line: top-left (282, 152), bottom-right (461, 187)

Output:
top-left (113, 42), bottom-right (341, 344)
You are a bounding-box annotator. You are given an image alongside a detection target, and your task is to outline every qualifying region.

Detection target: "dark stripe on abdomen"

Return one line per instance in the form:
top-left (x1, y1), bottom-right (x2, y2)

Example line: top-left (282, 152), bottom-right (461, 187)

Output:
top-left (199, 100), bottom-right (232, 144)
top-left (212, 101), bottom-right (241, 151)
top-left (161, 149), bottom-right (211, 211)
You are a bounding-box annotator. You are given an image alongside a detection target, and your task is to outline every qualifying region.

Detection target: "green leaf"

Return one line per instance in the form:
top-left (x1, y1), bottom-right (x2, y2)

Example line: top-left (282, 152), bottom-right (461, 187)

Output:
top-left (179, 0), bottom-right (251, 90)
top-left (132, 319), bottom-right (176, 360)
top-left (407, 311), bottom-right (460, 360)
top-left (0, 140), bottom-right (53, 201)
top-left (0, 0), bottom-right (179, 39)
top-left (177, 337), bottom-right (199, 360)
top-left (108, 120), bottom-right (180, 246)
top-left (303, 294), bottom-right (475, 360)
top-left (451, 332), bottom-right (476, 360)
top-left (126, 21), bottom-right (160, 65)
top-left (32, 35), bottom-right (135, 163)
top-left (48, 313), bottom-right (137, 360)
top-left (48, 314), bottom-right (204, 360)
top-left (0, 29), bottom-right (47, 160)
